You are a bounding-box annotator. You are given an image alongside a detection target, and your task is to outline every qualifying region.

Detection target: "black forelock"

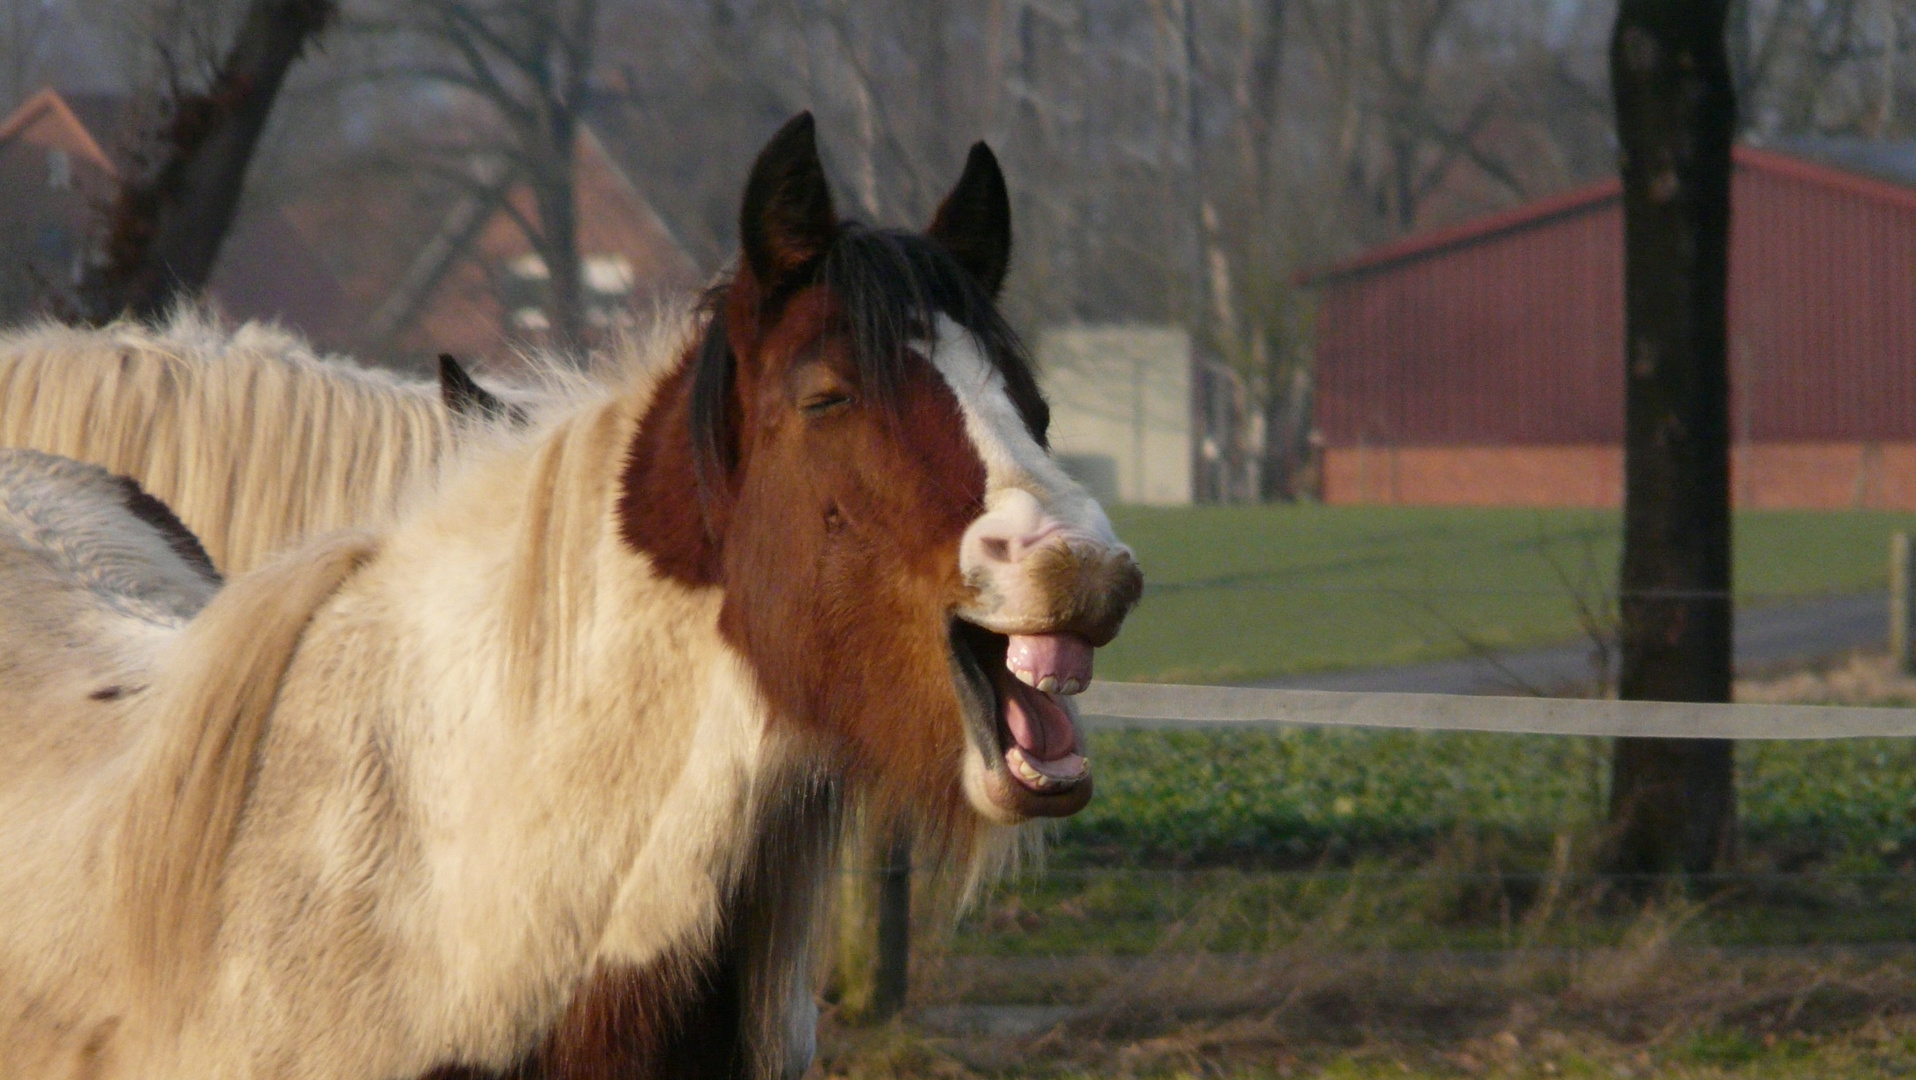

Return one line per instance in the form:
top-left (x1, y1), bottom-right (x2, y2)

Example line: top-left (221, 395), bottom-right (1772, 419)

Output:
top-left (688, 224), bottom-right (1047, 504)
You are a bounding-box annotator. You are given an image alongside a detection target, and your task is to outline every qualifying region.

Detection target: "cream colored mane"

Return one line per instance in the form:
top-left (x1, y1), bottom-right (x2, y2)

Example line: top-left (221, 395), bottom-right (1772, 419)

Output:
top-left (0, 313), bottom-right (456, 575)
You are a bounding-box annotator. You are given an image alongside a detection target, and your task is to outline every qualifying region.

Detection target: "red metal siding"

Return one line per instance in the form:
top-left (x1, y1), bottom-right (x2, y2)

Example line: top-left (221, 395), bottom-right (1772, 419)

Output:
top-left (1730, 161), bottom-right (1916, 442)
top-left (1314, 197), bottom-right (1624, 447)
top-left (1314, 148), bottom-right (1916, 450)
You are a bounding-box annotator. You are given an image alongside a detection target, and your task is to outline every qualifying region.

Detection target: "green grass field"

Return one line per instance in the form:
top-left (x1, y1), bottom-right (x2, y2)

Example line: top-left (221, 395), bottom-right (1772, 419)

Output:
top-left (1053, 727), bottom-right (1916, 871)
top-left (931, 724), bottom-right (1916, 961)
top-left (1097, 505), bottom-right (1916, 683)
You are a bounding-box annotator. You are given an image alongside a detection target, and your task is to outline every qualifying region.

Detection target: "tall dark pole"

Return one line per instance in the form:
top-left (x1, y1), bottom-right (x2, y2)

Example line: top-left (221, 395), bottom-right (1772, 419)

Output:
top-left (1607, 0), bottom-right (1738, 878)
top-left (872, 833), bottom-right (911, 1020)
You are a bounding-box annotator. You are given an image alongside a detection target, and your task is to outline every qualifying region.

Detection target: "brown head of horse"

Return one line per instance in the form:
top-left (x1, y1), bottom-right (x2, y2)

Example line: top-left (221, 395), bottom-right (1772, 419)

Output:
top-left (622, 112), bottom-right (1142, 845)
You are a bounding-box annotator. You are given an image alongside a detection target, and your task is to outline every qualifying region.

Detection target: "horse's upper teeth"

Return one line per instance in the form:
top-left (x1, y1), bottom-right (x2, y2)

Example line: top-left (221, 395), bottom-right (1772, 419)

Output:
top-left (1060, 677), bottom-right (1083, 695)
top-left (1037, 675), bottom-right (1059, 693)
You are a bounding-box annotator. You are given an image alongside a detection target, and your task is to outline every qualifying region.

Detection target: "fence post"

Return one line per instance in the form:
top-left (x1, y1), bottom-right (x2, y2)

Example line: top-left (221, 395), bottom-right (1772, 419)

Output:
top-left (830, 826), bottom-right (911, 1023)
top-left (1894, 532), bottom-right (1915, 674)
top-left (873, 834), bottom-right (911, 1019)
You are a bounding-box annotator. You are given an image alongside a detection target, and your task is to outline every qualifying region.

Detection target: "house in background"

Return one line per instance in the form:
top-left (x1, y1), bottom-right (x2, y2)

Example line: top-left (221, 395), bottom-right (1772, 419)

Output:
top-left (0, 88), bottom-right (699, 373)
top-left (341, 126), bottom-right (702, 369)
top-left (1302, 144), bottom-right (1916, 510)
top-left (1038, 324), bottom-right (1193, 506)
top-left (0, 89), bottom-right (113, 316)
top-left (0, 89), bottom-right (345, 333)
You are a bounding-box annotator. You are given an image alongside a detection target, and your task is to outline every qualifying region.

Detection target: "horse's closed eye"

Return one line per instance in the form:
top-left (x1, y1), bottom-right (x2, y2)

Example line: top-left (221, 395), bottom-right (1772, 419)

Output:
top-left (801, 392), bottom-right (854, 415)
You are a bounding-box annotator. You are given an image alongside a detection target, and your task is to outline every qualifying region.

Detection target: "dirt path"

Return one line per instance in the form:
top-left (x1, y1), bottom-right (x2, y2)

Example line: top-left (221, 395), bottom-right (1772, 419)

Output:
top-left (1255, 592), bottom-right (1886, 696)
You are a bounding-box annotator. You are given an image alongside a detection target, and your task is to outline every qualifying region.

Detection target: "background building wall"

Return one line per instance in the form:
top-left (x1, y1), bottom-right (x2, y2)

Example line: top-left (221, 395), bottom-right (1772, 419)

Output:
top-left (1039, 325), bottom-right (1193, 506)
top-left (1309, 147), bottom-right (1916, 508)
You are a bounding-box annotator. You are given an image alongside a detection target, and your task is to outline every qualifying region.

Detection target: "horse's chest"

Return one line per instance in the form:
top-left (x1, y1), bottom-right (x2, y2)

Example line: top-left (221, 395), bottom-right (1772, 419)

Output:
top-left (416, 952), bottom-right (744, 1080)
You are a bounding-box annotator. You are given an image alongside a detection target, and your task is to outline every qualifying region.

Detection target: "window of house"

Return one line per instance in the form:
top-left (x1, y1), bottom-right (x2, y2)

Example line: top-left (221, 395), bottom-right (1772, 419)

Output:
top-left (496, 253), bottom-right (638, 333)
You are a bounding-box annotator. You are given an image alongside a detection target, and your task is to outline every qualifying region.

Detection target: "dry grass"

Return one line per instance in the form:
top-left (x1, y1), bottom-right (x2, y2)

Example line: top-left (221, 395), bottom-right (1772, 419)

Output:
top-left (1736, 652), bottom-right (1916, 707)
top-left (820, 933), bottom-right (1916, 1078)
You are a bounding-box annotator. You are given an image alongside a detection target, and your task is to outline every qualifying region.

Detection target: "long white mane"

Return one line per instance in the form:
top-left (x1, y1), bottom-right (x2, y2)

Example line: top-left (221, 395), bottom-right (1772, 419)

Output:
top-left (0, 312), bottom-right (456, 575)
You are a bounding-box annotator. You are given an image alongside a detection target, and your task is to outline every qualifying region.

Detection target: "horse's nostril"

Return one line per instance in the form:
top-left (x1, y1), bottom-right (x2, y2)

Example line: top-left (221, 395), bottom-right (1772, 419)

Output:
top-left (981, 537), bottom-right (1012, 563)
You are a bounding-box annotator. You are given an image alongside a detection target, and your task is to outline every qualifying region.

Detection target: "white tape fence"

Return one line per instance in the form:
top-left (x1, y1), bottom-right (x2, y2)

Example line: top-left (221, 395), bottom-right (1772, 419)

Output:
top-left (1077, 682), bottom-right (1916, 739)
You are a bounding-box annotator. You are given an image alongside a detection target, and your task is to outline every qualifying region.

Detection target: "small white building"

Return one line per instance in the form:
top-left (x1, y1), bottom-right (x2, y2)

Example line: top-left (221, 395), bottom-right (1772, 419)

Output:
top-left (1037, 324), bottom-right (1192, 506)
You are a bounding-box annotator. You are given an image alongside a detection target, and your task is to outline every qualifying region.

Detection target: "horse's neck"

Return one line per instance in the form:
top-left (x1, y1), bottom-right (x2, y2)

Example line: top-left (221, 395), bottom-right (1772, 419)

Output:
top-left (280, 389), bottom-right (785, 994)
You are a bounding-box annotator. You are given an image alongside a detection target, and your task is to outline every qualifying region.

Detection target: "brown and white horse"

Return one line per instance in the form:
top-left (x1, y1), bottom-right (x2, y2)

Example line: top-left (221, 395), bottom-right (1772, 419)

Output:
top-left (0, 113), bottom-right (1141, 1079)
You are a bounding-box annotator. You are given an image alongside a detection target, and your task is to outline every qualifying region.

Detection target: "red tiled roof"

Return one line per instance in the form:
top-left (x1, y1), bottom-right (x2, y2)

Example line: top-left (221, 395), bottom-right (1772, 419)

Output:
top-left (0, 88), bottom-right (116, 174)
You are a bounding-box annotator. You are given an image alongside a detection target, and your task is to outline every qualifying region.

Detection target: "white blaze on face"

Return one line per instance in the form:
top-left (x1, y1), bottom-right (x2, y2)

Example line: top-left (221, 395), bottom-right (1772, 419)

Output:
top-left (923, 313), bottom-right (1123, 620)
top-left (924, 312), bottom-right (1137, 691)
top-left (926, 313), bottom-right (1134, 809)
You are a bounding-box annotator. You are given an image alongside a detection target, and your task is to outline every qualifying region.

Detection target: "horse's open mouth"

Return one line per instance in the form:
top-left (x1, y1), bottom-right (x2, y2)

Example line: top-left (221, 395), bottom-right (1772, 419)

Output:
top-left (950, 621), bottom-right (1094, 821)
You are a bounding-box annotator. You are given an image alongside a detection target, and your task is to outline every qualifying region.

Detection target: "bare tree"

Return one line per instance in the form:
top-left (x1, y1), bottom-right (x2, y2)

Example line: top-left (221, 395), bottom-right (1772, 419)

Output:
top-left (76, 0), bottom-right (336, 321)
top-left (1731, 0), bottom-right (1911, 138)
top-left (353, 0), bottom-right (600, 354)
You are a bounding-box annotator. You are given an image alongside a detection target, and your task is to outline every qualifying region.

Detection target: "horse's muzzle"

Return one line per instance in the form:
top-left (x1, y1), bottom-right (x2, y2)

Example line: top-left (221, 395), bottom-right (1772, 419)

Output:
top-left (961, 533), bottom-right (1143, 647)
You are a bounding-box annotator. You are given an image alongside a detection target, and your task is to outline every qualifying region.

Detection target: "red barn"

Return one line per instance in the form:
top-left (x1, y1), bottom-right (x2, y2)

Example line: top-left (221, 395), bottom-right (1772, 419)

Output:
top-left (1302, 143), bottom-right (1916, 509)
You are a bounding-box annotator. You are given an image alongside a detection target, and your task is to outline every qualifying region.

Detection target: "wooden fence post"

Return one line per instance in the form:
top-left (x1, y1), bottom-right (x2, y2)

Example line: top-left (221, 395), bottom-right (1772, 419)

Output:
top-left (829, 826), bottom-right (911, 1023)
top-left (1893, 532), bottom-right (1915, 673)
top-left (873, 834), bottom-right (911, 1019)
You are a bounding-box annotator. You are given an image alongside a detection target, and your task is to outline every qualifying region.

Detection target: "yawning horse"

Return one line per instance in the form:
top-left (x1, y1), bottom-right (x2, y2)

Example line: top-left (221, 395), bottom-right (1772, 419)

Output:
top-left (0, 113), bottom-right (1142, 1079)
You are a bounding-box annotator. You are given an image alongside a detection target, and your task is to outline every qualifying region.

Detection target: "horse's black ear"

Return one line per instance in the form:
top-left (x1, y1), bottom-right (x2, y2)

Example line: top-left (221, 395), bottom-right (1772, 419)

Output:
top-left (439, 354), bottom-right (525, 425)
top-left (928, 142), bottom-right (1012, 297)
top-left (740, 112), bottom-right (837, 289)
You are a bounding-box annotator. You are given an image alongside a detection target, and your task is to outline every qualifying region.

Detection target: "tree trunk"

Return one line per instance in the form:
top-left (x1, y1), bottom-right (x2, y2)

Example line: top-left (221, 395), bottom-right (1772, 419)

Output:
top-left (529, 107), bottom-right (587, 358)
top-left (80, 0), bottom-right (335, 322)
top-left (1606, 0), bottom-right (1738, 880)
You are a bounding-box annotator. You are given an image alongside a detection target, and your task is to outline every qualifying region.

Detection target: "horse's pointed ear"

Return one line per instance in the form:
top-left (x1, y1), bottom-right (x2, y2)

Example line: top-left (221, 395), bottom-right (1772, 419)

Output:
top-left (438, 354), bottom-right (527, 425)
top-left (740, 112), bottom-right (837, 289)
top-left (929, 142), bottom-right (1012, 297)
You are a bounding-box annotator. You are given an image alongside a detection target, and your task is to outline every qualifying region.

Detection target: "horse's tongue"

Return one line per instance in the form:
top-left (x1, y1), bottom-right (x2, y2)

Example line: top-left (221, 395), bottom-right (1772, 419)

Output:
top-left (1006, 633), bottom-right (1094, 695)
top-left (1002, 681), bottom-right (1078, 762)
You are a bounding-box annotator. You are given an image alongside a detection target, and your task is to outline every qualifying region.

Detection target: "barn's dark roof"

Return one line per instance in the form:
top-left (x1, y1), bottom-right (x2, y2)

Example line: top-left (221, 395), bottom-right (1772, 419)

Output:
top-left (1300, 144), bottom-right (1916, 287)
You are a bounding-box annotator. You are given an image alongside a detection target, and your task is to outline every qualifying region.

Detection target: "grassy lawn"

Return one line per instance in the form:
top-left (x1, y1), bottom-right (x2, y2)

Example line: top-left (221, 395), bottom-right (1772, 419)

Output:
top-left (1097, 505), bottom-right (1916, 683)
top-left (894, 727), bottom-right (1916, 959)
top-left (1055, 727), bottom-right (1916, 871)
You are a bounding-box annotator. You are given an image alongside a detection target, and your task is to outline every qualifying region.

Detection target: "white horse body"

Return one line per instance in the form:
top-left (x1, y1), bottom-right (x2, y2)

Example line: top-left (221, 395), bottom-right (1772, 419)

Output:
top-left (0, 364), bottom-right (808, 1078)
top-left (0, 313), bottom-right (460, 576)
top-left (0, 451), bottom-right (221, 1075)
